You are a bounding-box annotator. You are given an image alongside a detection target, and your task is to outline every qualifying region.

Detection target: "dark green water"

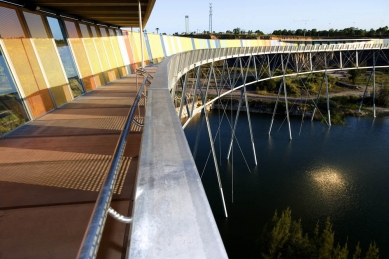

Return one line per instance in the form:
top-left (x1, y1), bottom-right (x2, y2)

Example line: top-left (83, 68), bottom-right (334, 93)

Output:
top-left (184, 111), bottom-right (389, 258)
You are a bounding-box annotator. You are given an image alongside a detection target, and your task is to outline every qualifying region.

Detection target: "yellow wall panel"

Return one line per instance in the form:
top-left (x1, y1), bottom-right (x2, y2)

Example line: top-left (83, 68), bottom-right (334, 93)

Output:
top-left (33, 39), bottom-right (72, 106)
top-left (132, 32), bottom-right (150, 65)
top-left (176, 37), bottom-right (182, 53)
top-left (194, 39), bottom-right (202, 49)
top-left (93, 38), bottom-right (111, 83)
top-left (179, 37), bottom-right (192, 52)
top-left (166, 36), bottom-right (174, 55)
top-left (3, 39), bottom-right (54, 117)
top-left (101, 37), bottom-right (119, 80)
top-left (148, 34), bottom-right (164, 62)
top-left (129, 32), bottom-right (140, 64)
top-left (225, 40), bottom-right (240, 48)
top-left (110, 36), bottom-right (126, 76)
top-left (83, 38), bottom-right (105, 86)
top-left (68, 38), bottom-right (95, 91)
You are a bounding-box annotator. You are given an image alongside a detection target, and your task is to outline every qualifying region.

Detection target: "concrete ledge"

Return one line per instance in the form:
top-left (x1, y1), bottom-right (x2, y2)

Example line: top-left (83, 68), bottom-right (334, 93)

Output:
top-left (128, 58), bottom-right (227, 258)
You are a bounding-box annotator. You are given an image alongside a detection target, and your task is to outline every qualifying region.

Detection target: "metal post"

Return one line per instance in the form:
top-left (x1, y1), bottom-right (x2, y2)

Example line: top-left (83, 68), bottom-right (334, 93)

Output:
top-left (232, 58), bottom-right (238, 86)
top-left (219, 60), bottom-right (226, 88)
top-left (281, 54), bottom-right (292, 140)
top-left (356, 50), bottom-right (359, 68)
top-left (227, 88), bottom-right (243, 159)
top-left (373, 51), bottom-right (376, 118)
top-left (212, 64), bottom-right (222, 166)
top-left (178, 73), bottom-right (189, 119)
top-left (359, 72), bottom-right (373, 112)
top-left (311, 73), bottom-right (326, 121)
top-left (193, 112), bottom-right (204, 160)
top-left (190, 66), bottom-right (202, 118)
top-left (253, 56), bottom-right (258, 80)
top-left (138, 1), bottom-right (145, 68)
top-left (325, 73), bottom-right (331, 126)
top-left (267, 55), bottom-right (272, 77)
top-left (325, 54), bottom-right (331, 126)
top-left (203, 62), bottom-right (228, 218)
top-left (193, 67), bottom-right (205, 160)
top-left (269, 79), bottom-right (283, 135)
top-left (241, 57), bottom-right (257, 165)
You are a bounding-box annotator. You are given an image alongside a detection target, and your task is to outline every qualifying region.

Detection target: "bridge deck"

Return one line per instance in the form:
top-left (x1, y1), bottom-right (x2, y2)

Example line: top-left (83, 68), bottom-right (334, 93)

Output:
top-left (0, 68), bottom-right (156, 259)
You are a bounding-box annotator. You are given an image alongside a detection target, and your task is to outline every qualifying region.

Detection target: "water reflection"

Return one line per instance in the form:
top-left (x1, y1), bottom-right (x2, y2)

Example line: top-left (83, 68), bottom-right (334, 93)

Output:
top-left (185, 112), bottom-right (389, 258)
top-left (310, 166), bottom-right (347, 200)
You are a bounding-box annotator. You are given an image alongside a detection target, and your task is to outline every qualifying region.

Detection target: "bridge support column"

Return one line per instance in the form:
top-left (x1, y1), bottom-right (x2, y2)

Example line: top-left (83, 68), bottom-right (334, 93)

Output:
top-left (241, 57), bottom-right (257, 165)
top-left (325, 73), bottom-right (331, 126)
top-left (203, 62), bottom-right (228, 218)
top-left (189, 66), bottom-right (202, 119)
top-left (178, 73), bottom-right (190, 119)
top-left (269, 79), bottom-right (284, 135)
top-left (232, 58), bottom-right (238, 86)
top-left (192, 66), bottom-right (204, 160)
top-left (325, 54), bottom-right (331, 126)
top-left (311, 73), bottom-right (326, 121)
top-left (282, 54), bottom-right (293, 140)
top-left (359, 72), bottom-right (373, 112)
top-left (227, 88), bottom-right (244, 160)
top-left (373, 51), bottom-right (376, 118)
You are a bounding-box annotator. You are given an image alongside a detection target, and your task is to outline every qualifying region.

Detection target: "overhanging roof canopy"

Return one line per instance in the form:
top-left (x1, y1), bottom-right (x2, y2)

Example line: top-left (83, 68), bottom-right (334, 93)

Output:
top-left (6, 0), bottom-right (155, 28)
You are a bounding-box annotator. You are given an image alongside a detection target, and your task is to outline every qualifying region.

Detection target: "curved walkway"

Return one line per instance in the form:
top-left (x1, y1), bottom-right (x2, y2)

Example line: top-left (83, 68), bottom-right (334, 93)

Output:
top-left (0, 70), bottom-right (155, 259)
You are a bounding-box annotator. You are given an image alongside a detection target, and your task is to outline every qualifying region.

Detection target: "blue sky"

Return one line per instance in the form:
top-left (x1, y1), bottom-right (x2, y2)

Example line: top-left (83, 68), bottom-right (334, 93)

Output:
top-left (144, 0), bottom-right (388, 34)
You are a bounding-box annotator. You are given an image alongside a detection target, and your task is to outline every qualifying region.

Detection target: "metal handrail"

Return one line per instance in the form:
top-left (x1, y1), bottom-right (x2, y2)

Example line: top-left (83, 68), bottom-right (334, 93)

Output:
top-left (76, 73), bottom-right (150, 259)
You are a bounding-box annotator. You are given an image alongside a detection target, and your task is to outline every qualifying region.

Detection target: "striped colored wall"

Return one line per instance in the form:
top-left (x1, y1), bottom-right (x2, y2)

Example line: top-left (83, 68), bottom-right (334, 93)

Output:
top-left (0, 1), bottom-right (385, 134)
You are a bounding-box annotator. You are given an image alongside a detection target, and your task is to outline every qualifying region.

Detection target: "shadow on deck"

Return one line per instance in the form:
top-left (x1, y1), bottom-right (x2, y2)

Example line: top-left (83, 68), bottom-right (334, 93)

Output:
top-left (0, 66), bottom-right (157, 259)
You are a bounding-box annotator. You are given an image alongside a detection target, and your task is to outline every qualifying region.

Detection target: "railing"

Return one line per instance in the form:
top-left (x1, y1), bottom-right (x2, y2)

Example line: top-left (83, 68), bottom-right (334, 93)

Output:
top-left (76, 43), bottom-right (389, 259)
top-left (167, 43), bottom-right (389, 93)
top-left (76, 73), bottom-right (150, 259)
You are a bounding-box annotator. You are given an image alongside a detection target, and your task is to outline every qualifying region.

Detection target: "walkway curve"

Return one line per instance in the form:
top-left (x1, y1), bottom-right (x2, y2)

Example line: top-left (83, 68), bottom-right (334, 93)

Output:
top-left (129, 44), bottom-right (389, 258)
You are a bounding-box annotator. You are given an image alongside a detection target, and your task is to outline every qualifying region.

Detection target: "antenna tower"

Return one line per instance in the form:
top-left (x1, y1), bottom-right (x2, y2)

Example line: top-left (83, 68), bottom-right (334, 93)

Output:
top-left (185, 15), bottom-right (189, 34)
top-left (209, 3), bottom-right (212, 33)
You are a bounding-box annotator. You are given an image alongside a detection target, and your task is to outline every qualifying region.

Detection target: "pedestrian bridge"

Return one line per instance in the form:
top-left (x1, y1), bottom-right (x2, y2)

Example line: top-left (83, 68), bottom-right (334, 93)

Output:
top-left (0, 1), bottom-right (389, 258)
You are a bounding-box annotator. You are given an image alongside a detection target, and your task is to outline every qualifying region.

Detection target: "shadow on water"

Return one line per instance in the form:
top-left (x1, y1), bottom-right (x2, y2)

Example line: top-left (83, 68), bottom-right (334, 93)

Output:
top-left (184, 111), bottom-right (389, 258)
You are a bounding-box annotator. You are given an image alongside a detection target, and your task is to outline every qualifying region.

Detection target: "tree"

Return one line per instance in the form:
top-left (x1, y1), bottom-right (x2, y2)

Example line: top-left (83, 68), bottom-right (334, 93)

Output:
top-left (233, 27), bottom-right (241, 34)
top-left (367, 28), bottom-right (376, 37)
top-left (318, 217), bottom-right (335, 259)
top-left (348, 69), bottom-right (362, 85)
top-left (377, 84), bottom-right (389, 107)
top-left (295, 29), bottom-right (303, 36)
top-left (255, 30), bottom-right (264, 35)
top-left (258, 208), bottom-right (379, 259)
top-left (365, 242), bottom-right (379, 259)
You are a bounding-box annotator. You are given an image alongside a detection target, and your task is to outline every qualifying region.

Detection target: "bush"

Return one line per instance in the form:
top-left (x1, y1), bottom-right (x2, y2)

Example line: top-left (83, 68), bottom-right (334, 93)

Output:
top-left (258, 208), bottom-right (380, 259)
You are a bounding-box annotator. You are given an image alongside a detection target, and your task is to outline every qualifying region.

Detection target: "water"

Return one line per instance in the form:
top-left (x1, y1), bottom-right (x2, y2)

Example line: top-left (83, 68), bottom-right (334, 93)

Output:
top-left (184, 111), bottom-right (389, 258)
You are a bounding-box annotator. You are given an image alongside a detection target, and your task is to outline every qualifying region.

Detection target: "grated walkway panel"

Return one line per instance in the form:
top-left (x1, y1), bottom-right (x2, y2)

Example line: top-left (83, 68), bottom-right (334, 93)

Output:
top-left (0, 69), bottom-right (154, 259)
